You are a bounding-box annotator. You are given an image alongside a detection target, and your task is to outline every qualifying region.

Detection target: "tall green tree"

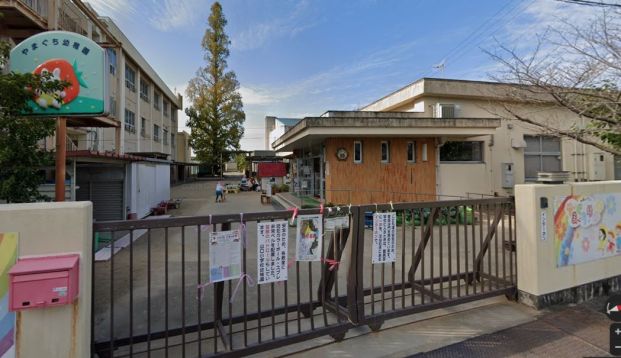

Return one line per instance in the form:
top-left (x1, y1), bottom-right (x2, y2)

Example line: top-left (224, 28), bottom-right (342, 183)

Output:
top-left (0, 40), bottom-right (63, 203)
top-left (186, 2), bottom-right (245, 175)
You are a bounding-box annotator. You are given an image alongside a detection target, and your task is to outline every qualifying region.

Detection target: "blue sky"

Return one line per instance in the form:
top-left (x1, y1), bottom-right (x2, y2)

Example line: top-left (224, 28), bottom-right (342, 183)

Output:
top-left (87, 0), bottom-right (601, 150)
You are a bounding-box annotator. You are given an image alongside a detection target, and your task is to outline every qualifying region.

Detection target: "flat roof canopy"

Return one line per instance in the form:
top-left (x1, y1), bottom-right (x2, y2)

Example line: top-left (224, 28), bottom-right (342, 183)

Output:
top-left (272, 111), bottom-right (501, 152)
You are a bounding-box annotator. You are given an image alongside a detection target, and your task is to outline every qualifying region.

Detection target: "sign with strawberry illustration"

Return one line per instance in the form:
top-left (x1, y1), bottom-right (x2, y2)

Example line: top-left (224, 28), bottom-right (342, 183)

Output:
top-left (9, 31), bottom-right (106, 116)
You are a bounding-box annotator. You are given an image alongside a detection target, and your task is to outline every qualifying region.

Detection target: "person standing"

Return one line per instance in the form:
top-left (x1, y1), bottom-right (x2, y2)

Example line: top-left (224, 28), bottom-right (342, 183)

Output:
top-left (215, 181), bottom-right (224, 203)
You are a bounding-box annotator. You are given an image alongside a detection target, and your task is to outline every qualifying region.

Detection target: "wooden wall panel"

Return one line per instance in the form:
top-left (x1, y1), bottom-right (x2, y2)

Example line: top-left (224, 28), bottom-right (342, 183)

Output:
top-left (324, 138), bottom-right (437, 205)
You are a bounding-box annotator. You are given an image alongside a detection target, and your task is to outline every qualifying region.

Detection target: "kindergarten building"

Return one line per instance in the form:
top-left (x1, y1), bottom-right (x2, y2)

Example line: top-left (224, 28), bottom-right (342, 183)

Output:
top-left (271, 78), bottom-right (621, 205)
top-left (2, 0), bottom-right (182, 219)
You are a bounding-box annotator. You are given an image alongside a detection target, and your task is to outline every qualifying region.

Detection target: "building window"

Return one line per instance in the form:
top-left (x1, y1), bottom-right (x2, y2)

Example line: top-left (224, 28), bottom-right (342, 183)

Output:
top-left (381, 141), bottom-right (390, 163)
top-left (154, 92), bottom-right (161, 110)
top-left (163, 129), bottom-right (169, 145)
top-left (440, 141), bottom-right (483, 162)
top-left (354, 141), bottom-right (362, 163)
top-left (140, 80), bottom-right (150, 102)
top-left (125, 65), bottom-right (136, 92)
top-left (124, 109), bottom-right (135, 133)
top-left (171, 133), bottom-right (176, 148)
top-left (437, 104), bottom-right (456, 118)
top-left (153, 124), bottom-right (160, 142)
top-left (524, 136), bottom-right (562, 181)
top-left (141, 117), bottom-right (147, 137)
top-left (107, 48), bottom-right (116, 75)
top-left (163, 100), bottom-right (169, 117)
top-left (407, 141), bottom-right (416, 163)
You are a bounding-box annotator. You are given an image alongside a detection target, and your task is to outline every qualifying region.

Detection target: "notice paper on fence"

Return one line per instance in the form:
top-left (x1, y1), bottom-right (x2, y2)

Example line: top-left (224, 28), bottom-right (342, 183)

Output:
top-left (296, 214), bottom-right (322, 261)
top-left (257, 221), bottom-right (289, 284)
top-left (372, 212), bottom-right (397, 263)
top-left (209, 230), bottom-right (242, 282)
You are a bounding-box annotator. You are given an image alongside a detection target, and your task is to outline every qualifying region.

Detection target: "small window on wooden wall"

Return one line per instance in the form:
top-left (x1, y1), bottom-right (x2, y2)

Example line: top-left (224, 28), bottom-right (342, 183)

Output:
top-left (381, 141), bottom-right (390, 163)
top-left (354, 141), bottom-right (362, 163)
top-left (407, 141), bottom-right (416, 163)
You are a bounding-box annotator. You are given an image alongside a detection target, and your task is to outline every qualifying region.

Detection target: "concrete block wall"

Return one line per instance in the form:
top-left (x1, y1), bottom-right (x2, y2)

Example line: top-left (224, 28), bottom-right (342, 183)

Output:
top-left (0, 202), bottom-right (92, 358)
top-left (515, 181), bottom-right (621, 308)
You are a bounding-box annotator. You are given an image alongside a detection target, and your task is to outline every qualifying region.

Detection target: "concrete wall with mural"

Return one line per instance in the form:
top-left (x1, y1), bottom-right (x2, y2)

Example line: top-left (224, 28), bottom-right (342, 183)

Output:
top-left (0, 233), bottom-right (17, 358)
top-left (516, 181), bottom-right (621, 307)
top-left (0, 202), bottom-right (92, 358)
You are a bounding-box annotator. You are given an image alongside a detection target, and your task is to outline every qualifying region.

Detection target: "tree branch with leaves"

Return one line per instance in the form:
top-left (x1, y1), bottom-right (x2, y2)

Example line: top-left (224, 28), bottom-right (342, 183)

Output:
top-left (0, 39), bottom-right (67, 203)
top-left (487, 9), bottom-right (621, 156)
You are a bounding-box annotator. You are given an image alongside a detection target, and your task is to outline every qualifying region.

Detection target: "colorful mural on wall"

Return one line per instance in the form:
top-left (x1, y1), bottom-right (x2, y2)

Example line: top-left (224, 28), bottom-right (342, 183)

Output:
top-left (555, 193), bottom-right (621, 267)
top-left (0, 233), bottom-right (18, 358)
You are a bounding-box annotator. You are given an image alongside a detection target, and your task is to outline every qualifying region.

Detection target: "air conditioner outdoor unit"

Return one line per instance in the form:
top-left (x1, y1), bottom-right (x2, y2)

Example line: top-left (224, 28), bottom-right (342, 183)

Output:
top-left (536, 171), bottom-right (570, 184)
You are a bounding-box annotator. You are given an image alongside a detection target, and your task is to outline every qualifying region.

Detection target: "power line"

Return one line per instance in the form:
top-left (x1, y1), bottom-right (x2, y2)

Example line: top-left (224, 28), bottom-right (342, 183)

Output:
top-left (420, 0), bottom-right (535, 78)
top-left (555, 0), bottom-right (621, 8)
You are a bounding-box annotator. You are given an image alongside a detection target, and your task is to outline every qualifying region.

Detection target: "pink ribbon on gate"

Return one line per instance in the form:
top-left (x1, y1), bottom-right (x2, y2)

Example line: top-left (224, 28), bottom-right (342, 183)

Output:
top-left (229, 273), bottom-right (256, 303)
top-left (321, 257), bottom-right (340, 271)
top-left (289, 207), bottom-right (299, 225)
top-left (319, 202), bottom-right (324, 215)
top-left (196, 281), bottom-right (213, 301)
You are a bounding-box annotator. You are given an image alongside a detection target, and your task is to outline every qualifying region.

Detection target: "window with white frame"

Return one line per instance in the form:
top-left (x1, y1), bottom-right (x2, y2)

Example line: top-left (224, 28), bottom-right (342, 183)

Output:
top-left (163, 129), bottom-right (169, 145)
top-left (125, 65), bottom-right (136, 92)
top-left (154, 92), bottom-right (161, 110)
top-left (437, 103), bottom-right (456, 118)
top-left (524, 136), bottom-right (562, 181)
top-left (381, 141), bottom-right (390, 163)
top-left (140, 80), bottom-right (150, 102)
top-left (407, 141), bottom-right (416, 163)
top-left (163, 100), bottom-right (169, 117)
top-left (354, 141), bottom-right (362, 163)
top-left (124, 109), bottom-right (135, 133)
top-left (153, 124), bottom-right (160, 142)
top-left (440, 141), bottom-right (483, 162)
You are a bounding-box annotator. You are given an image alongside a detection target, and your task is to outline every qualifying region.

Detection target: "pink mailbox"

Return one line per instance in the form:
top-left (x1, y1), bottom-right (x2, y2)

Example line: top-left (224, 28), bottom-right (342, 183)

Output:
top-left (9, 254), bottom-right (80, 311)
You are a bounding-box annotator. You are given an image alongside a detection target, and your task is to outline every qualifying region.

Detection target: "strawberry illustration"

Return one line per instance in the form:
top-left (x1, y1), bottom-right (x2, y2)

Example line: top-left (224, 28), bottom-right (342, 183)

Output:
top-left (32, 59), bottom-right (88, 109)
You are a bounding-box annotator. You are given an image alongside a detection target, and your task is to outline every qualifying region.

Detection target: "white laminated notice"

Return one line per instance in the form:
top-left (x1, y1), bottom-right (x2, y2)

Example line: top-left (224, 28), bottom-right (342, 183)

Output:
top-left (372, 212), bottom-right (397, 263)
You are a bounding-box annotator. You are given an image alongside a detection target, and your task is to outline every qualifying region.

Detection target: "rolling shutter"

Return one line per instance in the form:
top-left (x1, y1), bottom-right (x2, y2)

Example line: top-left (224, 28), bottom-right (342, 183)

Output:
top-left (91, 181), bottom-right (124, 221)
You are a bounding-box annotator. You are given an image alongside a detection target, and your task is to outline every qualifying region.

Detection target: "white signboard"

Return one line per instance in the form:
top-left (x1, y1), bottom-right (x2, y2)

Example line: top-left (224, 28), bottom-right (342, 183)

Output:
top-left (372, 212), bottom-right (397, 263)
top-left (296, 214), bottom-right (323, 261)
top-left (266, 184), bottom-right (272, 197)
top-left (209, 230), bottom-right (242, 282)
top-left (257, 221), bottom-right (289, 284)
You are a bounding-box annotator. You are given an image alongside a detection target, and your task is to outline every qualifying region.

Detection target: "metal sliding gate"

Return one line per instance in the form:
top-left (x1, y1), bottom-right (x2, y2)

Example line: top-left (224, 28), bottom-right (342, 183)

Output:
top-left (91, 198), bottom-right (516, 357)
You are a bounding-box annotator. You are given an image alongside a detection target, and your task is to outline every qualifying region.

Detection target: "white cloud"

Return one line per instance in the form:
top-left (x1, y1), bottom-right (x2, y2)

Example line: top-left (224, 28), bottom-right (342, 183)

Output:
top-left (239, 86), bottom-right (279, 106)
top-left (149, 0), bottom-right (206, 31)
top-left (85, 0), bottom-right (137, 20)
top-left (231, 0), bottom-right (320, 50)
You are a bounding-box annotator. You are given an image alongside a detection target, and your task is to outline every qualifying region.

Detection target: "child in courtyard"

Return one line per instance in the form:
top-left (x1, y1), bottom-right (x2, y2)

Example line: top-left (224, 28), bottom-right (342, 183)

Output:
top-left (215, 181), bottom-right (224, 203)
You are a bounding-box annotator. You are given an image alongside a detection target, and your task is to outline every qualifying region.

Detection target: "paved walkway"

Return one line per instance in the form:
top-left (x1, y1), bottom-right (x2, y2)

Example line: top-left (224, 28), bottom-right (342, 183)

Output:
top-left (410, 297), bottom-right (612, 357)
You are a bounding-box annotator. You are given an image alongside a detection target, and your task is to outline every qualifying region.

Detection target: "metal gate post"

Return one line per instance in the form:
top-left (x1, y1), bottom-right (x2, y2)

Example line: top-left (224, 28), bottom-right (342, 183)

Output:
top-left (346, 206), bottom-right (365, 324)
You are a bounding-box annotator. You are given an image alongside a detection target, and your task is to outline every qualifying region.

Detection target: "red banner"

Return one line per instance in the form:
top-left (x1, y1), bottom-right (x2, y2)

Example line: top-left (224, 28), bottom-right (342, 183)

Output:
top-left (258, 162), bottom-right (286, 177)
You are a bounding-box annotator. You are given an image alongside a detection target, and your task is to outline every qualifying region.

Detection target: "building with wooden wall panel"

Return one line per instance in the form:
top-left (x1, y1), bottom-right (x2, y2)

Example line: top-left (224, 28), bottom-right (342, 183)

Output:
top-left (271, 78), bottom-right (621, 205)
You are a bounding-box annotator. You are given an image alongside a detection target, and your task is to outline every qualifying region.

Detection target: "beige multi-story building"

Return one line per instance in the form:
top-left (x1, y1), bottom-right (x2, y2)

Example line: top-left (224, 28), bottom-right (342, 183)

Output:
top-left (1, 0), bottom-right (183, 220)
top-left (272, 78), bottom-right (621, 204)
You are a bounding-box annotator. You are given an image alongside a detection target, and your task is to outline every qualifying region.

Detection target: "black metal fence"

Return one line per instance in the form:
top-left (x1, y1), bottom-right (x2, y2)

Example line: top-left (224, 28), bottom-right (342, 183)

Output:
top-left (91, 198), bottom-right (516, 357)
